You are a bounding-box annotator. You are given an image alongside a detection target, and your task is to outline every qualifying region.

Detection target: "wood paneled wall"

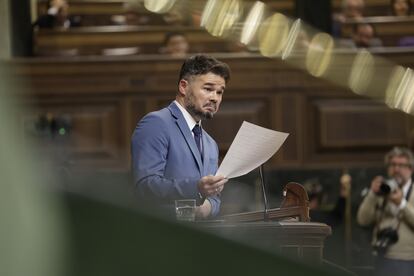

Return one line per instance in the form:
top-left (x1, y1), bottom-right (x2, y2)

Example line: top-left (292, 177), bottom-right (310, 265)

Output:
top-left (10, 51), bottom-right (414, 172)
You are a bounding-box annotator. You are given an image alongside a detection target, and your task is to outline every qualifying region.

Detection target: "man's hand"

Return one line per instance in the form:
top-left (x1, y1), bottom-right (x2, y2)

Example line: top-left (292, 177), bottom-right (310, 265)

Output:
top-left (198, 175), bottom-right (228, 197)
top-left (389, 187), bottom-right (404, 206)
top-left (370, 176), bottom-right (383, 194)
top-left (195, 200), bottom-right (212, 219)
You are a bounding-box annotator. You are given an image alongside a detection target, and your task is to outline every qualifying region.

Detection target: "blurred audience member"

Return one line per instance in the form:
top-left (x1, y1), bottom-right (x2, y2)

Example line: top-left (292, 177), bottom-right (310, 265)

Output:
top-left (390, 0), bottom-right (414, 46)
top-left (160, 32), bottom-right (189, 58)
top-left (352, 23), bottom-right (383, 47)
top-left (304, 175), bottom-right (349, 226)
top-left (332, 0), bottom-right (365, 36)
top-left (304, 179), bottom-right (324, 211)
top-left (391, 0), bottom-right (412, 16)
top-left (338, 23), bottom-right (383, 48)
top-left (341, 0), bottom-right (365, 20)
top-left (34, 0), bottom-right (80, 29)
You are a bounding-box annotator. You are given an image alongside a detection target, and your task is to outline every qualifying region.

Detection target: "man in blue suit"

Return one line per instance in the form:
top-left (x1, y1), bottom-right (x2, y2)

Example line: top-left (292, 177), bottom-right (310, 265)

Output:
top-left (131, 54), bottom-right (230, 218)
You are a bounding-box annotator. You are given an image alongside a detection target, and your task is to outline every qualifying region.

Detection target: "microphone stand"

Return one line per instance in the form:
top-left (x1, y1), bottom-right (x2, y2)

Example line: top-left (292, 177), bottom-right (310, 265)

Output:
top-left (259, 164), bottom-right (269, 221)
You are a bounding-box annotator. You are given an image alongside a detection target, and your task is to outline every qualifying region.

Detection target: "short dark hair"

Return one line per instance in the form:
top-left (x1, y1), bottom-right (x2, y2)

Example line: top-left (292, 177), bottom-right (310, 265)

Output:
top-left (178, 54), bottom-right (231, 84)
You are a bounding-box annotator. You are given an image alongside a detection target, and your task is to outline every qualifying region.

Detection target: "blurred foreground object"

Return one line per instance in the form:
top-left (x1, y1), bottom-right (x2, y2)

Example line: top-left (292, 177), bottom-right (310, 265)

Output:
top-left (0, 62), bottom-right (66, 276)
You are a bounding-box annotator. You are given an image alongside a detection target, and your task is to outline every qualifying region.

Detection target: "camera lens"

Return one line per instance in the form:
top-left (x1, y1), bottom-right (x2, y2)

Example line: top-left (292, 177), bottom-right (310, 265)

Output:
top-left (378, 178), bottom-right (398, 196)
top-left (379, 181), bottom-right (391, 195)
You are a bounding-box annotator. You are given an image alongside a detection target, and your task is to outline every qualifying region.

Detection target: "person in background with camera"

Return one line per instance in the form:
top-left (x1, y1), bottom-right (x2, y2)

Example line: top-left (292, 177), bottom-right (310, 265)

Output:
top-left (357, 147), bottom-right (414, 276)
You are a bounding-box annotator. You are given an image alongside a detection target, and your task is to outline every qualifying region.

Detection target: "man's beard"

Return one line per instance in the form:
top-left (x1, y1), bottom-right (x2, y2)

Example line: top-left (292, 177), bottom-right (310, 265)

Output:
top-left (186, 103), bottom-right (214, 120)
top-left (184, 93), bottom-right (216, 120)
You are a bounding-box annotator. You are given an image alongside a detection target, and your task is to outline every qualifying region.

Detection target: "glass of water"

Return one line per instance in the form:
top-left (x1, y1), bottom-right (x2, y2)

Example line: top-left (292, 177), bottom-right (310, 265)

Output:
top-left (175, 199), bottom-right (196, 222)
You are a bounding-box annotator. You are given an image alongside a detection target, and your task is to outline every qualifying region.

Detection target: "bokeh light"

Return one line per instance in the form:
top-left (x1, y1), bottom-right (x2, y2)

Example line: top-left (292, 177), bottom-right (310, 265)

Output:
top-left (281, 19), bottom-right (302, 60)
top-left (348, 49), bottom-right (375, 96)
top-left (306, 32), bottom-right (334, 77)
top-left (258, 13), bottom-right (290, 58)
top-left (240, 1), bottom-right (265, 45)
top-left (144, 0), bottom-right (176, 14)
top-left (386, 66), bottom-right (414, 113)
top-left (200, 0), bottom-right (241, 37)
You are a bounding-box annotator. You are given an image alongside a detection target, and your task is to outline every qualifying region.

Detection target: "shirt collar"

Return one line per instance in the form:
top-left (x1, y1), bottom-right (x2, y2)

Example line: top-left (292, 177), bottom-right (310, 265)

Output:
top-left (174, 100), bottom-right (201, 132)
top-left (402, 178), bottom-right (412, 197)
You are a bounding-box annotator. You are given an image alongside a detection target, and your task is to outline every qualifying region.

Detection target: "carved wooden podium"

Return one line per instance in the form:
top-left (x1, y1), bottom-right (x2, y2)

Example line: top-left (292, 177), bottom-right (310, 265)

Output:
top-left (222, 182), bottom-right (311, 223)
top-left (200, 183), bottom-right (331, 263)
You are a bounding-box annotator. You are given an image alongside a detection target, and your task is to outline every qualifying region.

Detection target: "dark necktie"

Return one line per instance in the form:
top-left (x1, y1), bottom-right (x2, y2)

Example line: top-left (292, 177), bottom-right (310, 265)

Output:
top-left (192, 124), bottom-right (203, 159)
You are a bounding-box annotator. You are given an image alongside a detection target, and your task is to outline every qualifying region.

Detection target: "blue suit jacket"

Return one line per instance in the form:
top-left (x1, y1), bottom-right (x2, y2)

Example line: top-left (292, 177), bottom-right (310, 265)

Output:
top-left (131, 102), bottom-right (221, 216)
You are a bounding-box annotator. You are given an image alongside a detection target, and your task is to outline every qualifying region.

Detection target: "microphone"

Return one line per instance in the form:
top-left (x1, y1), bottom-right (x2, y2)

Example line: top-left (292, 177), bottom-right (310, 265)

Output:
top-left (259, 164), bottom-right (269, 221)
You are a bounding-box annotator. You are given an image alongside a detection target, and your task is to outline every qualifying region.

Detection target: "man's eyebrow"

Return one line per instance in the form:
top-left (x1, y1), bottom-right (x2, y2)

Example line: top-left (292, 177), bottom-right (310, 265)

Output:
top-left (203, 82), bottom-right (225, 89)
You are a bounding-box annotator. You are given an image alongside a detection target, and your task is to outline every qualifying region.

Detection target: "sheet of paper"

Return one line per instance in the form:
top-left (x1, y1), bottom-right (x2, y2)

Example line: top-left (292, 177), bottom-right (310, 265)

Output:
top-left (216, 121), bottom-right (289, 179)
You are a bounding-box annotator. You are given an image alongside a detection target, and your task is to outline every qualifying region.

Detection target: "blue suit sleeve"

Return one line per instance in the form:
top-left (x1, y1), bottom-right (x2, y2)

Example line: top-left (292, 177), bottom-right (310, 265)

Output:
top-left (207, 196), bottom-right (220, 217)
top-left (207, 142), bottom-right (220, 217)
top-left (131, 113), bottom-right (199, 200)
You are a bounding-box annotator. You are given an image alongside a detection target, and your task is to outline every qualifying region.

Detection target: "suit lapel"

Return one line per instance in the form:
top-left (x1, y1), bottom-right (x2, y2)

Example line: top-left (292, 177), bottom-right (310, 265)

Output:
top-left (168, 102), bottom-right (203, 174)
top-left (201, 130), bottom-right (211, 175)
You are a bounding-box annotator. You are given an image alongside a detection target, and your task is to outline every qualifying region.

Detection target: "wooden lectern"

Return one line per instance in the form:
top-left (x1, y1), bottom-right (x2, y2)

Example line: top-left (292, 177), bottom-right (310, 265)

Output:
top-left (222, 182), bottom-right (311, 223)
top-left (201, 183), bottom-right (331, 263)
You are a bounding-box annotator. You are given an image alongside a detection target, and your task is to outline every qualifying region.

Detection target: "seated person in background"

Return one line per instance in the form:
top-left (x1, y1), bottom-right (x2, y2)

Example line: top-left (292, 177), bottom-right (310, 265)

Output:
top-left (390, 0), bottom-right (412, 16)
top-left (338, 23), bottom-right (383, 48)
top-left (34, 0), bottom-right (81, 29)
top-left (304, 174), bottom-right (350, 226)
top-left (304, 179), bottom-right (324, 212)
top-left (159, 32), bottom-right (189, 58)
top-left (389, 0), bottom-right (414, 46)
top-left (332, 0), bottom-right (365, 36)
top-left (352, 23), bottom-right (383, 48)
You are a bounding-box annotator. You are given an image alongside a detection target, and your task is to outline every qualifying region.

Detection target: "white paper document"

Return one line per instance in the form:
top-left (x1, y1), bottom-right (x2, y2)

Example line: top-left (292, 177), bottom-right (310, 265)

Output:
top-left (216, 121), bottom-right (289, 179)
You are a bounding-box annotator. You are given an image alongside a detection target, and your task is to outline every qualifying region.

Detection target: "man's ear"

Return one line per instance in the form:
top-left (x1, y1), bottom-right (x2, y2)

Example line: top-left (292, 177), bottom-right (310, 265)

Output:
top-left (178, 79), bottom-right (188, 96)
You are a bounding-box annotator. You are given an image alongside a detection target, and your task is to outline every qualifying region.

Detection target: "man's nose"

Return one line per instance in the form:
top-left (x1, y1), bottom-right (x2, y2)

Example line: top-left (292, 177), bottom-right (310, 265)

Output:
top-left (210, 91), bottom-right (219, 102)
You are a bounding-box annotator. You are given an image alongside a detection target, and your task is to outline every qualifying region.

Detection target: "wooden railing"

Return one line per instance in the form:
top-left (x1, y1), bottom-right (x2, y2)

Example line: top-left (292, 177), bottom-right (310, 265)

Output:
top-left (34, 25), bottom-right (234, 56)
top-left (36, 0), bottom-right (395, 21)
top-left (341, 16), bottom-right (414, 46)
